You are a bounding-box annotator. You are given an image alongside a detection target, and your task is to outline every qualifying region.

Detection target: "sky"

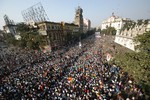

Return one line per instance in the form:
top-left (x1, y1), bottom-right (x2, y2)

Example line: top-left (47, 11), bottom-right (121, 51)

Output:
top-left (0, 0), bottom-right (150, 30)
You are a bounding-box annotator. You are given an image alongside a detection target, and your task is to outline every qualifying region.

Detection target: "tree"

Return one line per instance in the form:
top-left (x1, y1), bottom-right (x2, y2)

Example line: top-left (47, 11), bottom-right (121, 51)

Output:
top-left (101, 27), bottom-right (116, 35)
top-left (121, 21), bottom-right (134, 31)
top-left (15, 23), bottom-right (47, 50)
top-left (144, 19), bottom-right (149, 25)
top-left (4, 33), bottom-right (17, 45)
top-left (16, 23), bottom-right (30, 33)
top-left (113, 31), bottom-right (150, 99)
top-left (137, 19), bottom-right (143, 26)
top-left (97, 28), bottom-right (101, 33)
top-left (134, 31), bottom-right (150, 54)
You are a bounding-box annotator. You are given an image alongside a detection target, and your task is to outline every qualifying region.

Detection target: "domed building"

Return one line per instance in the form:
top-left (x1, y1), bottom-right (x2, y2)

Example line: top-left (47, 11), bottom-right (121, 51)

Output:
top-left (101, 13), bottom-right (130, 30)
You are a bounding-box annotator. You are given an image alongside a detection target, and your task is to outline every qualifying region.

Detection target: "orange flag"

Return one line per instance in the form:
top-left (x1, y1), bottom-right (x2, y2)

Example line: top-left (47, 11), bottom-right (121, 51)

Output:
top-left (68, 77), bottom-right (73, 82)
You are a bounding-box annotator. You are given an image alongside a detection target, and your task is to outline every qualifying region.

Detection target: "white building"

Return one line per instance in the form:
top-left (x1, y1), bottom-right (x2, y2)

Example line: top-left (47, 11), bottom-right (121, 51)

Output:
top-left (115, 20), bottom-right (150, 51)
top-left (101, 13), bottom-right (130, 30)
top-left (83, 18), bottom-right (91, 33)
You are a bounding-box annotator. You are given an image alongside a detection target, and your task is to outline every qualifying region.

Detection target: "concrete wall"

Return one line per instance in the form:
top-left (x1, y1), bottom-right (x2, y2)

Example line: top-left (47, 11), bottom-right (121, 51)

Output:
top-left (115, 21), bottom-right (150, 51)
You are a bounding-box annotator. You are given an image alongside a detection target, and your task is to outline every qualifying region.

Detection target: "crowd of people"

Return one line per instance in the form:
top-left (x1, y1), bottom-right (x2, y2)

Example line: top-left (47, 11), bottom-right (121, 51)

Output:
top-left (0, 35), bottom-right (145, 100)
top-left (0, 46), bottom-right (52, 79)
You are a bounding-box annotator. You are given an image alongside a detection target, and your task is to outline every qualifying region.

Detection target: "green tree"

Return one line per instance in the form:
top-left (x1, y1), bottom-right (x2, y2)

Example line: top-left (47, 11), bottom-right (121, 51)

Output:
top-left (16, 23), bottom-right (30, 32)
top-left (16, 23), bottom-right (46, 50)
top-left (113, 31), bottom-right (150, 99)
top-left (144, 19), bottom-right (149, 25)
top-left (4, 33), bottom-right (17, 45)
top-left (101, 27), bottom-right (116, 35)
top-left (134, 31), bottom-right (150, 54)
top-left (137, 19), bottom-right (143, 26)
top-left (121, 21), bottom-right (134, 31)
top-left (134, 32), bottom-right (150, 86)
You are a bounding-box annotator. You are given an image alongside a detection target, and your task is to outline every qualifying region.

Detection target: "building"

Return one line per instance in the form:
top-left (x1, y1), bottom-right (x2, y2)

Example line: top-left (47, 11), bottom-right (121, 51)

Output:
top-left (3, 25), bottom-right (17, 35)
top-left (38, 21), bottom-right (63, 50)
top-left (74, 6), bottom-right (83, 33)
top-left (38, 21), bottom-right (79, 50)
top-left (3, 15), bottom-right (17, 35)
top-left (101, 13), bottom-right (130, 30)
top-left (115, 20), bottom-right (150, 51)
top-left (61, 22), bottom-right (79, 41)
top-left (83, 18), bottom-right (91, 33)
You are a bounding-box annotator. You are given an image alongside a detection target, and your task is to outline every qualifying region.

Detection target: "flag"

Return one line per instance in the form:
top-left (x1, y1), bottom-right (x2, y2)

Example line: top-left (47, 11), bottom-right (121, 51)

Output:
top-left (68, 77), bottom-right (73, 82)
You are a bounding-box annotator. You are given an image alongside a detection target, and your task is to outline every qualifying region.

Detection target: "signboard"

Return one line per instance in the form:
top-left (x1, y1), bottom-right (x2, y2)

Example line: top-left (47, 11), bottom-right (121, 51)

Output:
top-left (95, 32), bottom-right (101, 38)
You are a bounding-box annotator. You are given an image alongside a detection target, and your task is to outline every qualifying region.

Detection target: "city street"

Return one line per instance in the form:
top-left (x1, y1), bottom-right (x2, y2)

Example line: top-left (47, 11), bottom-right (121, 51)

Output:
top-left (0, 1), bottom-right (149, 99)
top-left (0, 34), bottom-right (145, 99)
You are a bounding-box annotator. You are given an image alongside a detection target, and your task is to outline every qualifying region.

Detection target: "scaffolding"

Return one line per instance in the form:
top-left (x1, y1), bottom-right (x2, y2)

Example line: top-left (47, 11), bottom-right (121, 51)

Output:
top-left (21, 2), bottom-right (49, 24)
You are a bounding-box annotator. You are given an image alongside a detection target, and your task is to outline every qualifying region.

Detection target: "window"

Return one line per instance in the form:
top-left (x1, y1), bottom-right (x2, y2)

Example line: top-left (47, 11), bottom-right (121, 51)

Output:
top-left (43, 25), bottom-right (45, 30)
top-left (40, 26), bottom-right (43, 30)
top-left (106, 25), bottom-right (108, 28)
top-left (48, 26), bottom-right (51, 30)
top-left (52, 26), bottom-right (54, 29)
top-left (55, 26), bottom-right (57, 29)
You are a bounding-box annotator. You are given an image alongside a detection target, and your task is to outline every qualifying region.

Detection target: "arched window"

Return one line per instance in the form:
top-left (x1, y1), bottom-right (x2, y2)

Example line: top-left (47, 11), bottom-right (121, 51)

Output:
top-left (52, 26), bottom-right (54, 29)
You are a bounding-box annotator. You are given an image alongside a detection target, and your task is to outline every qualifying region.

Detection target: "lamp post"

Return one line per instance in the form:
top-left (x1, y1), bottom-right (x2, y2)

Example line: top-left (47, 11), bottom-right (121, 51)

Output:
top-left (79, 36), bottom-right (82, 49)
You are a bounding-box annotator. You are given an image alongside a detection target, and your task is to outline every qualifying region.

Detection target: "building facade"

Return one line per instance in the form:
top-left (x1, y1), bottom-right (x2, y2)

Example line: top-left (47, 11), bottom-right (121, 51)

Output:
top-left (38, 21), bottom-right (63, 50)
top-left (3, 15), bottom-right (17, 35)
top-left (115, 20), bottom-right (150, 51)
top-left (101, 13), bottom-right (130, 30)
top-left (38, 21), bottom-right (79, 50)
top-left (61, 22), bottom-right (79, 41)
top-left (83, 18), bottom-right (91, 33)
top-left (3, 25), bottom-right (17, 35)
top-left (74, 6), bottom-right (83, 33)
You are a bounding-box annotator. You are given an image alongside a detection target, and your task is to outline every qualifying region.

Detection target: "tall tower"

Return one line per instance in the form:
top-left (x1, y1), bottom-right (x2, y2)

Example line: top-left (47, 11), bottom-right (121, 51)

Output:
top-left (3, 15), bottom-right (17, 35)
top-left (74, 6), bottom-right (83, 33)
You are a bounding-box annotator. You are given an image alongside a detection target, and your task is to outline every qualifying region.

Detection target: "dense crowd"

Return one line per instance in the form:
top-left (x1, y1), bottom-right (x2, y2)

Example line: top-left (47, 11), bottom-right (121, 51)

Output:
top-left (0, 47), bottom-right (52, 79)
top-left (0, 35), bottom-right (145, 100)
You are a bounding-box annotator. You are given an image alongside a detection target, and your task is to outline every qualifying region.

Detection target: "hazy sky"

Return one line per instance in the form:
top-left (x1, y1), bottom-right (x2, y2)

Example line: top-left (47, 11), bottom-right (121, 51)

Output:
top-left (0, 0), bottom-right (150, 30)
